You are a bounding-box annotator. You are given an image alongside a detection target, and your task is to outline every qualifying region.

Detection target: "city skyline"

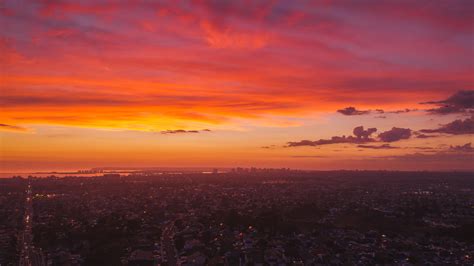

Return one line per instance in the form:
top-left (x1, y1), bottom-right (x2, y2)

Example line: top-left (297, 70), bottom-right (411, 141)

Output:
top-left (1, 0), bottom-right (473, 172)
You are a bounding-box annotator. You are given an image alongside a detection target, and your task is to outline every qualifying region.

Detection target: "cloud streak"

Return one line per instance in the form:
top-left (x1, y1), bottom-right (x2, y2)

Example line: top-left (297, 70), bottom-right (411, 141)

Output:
top-left (287, 126), bottom-right (378, 147)
top-left (160, 129), bottom-right (211, 134)
top-left (337, 107), bottom-right (370, 116)
top-left (0, 123), bottom-right (29, 132)
top-left (422, 90), bottom-right (474, 115)
top-left (449, 142), bottom-right (473, 152)
top-left (420, 117), bottom-right (474, 135)
top-left (337, 107), bottom-right (417, 116)
top-left (357, 144), bottom-right (399, 149)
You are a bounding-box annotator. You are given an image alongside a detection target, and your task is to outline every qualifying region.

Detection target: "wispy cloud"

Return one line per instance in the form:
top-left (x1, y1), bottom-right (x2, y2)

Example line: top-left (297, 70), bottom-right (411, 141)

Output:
top-left (160, 129), bottom-right (211, 134)
top-left (337, 107), bottom-right (370, 116)
top-left (357, 144), bottom-right (399, 149)
top-left (0, 123), bottom-right (29, 132)
top-left (337, 107), bottom-right (417, 116)
top-left (261, 145), bottom-right (278, 149)
top-left (420, 117), bottom-right (474, 135)
top-left (449, 142), bottom-right (473, 152)
top-left (290, 155), bottom-right (327, 158)
top-left (421, 90), bottom-right (474, 115)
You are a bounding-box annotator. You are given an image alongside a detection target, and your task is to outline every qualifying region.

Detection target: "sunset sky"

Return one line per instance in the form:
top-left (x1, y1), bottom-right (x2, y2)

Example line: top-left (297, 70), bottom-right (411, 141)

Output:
top-left (1, 0), bottom-right (473, 172)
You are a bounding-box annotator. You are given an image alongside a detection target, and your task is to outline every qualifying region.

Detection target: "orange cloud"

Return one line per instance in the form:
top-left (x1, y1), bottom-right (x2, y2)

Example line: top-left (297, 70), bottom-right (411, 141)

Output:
top-left (200, 21), bottom-right (270, 49)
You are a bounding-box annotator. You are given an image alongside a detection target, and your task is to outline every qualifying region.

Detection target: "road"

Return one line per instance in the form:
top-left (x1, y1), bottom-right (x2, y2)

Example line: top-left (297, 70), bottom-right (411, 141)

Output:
top-left (161, 220), bottom-right (177, 266)
top-left (19, 182), bottom-right (45, 266)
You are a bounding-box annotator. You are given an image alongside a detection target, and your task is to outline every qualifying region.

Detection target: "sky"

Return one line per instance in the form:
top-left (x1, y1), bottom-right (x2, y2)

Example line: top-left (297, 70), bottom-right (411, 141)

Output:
top-left (0, 0), bottom-right (473, 172)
